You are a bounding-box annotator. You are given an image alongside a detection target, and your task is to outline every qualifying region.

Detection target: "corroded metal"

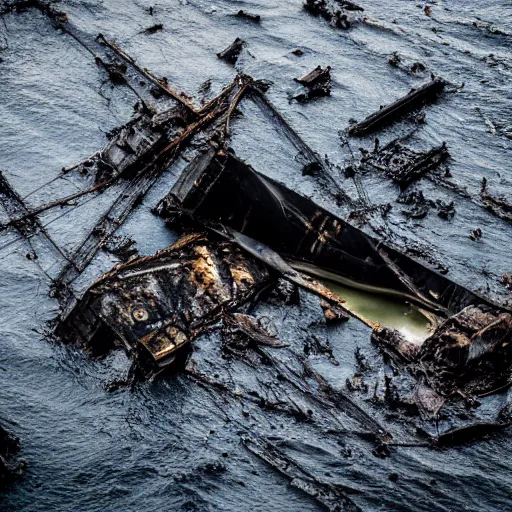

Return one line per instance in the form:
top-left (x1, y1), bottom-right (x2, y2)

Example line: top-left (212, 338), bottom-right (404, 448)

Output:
top-left (58, 233), bottom-right (272, 365)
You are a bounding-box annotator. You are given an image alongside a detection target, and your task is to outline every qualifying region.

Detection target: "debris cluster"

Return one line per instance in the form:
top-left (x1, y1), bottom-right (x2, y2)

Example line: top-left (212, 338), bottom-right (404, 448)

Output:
top-left (360, 139), bottom-right (449, 188)
top-left (58, 233), bottom-right (272, 369)
top-left (217, 38), bottom-right (246, 65)
top-left (374, 306), bottom-right (512, 413)
top-left (304, 0), bottom-right (364, 30)
top-left (293, 65), bottom-right (332, 102)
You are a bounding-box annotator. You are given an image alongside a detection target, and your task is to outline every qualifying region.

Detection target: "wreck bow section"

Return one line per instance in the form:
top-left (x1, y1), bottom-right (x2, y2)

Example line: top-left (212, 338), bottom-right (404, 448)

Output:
top-left (56, 233), bottom-right (271, 366)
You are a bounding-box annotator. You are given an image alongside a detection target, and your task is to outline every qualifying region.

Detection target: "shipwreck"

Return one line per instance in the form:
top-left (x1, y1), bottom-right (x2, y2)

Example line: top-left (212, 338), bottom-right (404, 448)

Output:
top-left (55, 140), bottom-right (512, 423)
top-left (154, 149), bottom-right (512, 408)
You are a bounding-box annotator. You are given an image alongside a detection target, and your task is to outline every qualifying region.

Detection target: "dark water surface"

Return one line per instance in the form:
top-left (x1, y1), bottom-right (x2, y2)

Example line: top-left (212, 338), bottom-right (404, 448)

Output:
top-left (0, 1), bottom-right (511, 510)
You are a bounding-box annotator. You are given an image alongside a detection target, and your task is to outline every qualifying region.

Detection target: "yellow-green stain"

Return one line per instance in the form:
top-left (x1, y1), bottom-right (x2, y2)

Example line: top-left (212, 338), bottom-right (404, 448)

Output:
top-left (325, 281), bottom-right (433, 345)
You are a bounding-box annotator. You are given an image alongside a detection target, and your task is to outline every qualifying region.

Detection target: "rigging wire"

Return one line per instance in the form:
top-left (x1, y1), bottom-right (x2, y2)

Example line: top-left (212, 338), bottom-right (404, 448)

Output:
top-left (0, 193), bottom-right (100, 255)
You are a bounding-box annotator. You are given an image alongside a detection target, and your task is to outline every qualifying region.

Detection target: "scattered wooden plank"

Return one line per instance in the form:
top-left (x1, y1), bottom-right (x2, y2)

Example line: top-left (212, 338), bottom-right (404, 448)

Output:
top-left (348, 79), bottom-right (446, 136)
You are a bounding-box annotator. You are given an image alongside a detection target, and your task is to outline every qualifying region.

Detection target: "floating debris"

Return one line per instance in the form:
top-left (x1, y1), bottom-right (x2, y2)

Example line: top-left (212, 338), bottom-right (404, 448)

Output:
top-left (293, 65), bottom-right (332, 102)
top-left (388, 52), bottom-right (428, 75)
top-left (436, 200), bottom-right (456, 220)
top-left (481, 177), bottom-right (512, 223)
top-left (398, 190), bottom-right (433, 219)
top-left (348, 79), bottom-right (446, 136)
top-left (143, 23), bottom-right (163, 34)
top-left (360, 139), bottom-right (449, 188)
top-left (233, 10), bottom-right (260, 23)
top-left (470, 227), bottom-right (482, 241)
top-left (217, 37), bottom-right (246, 64)
top-left (304, 0), bottom-right (363, 30)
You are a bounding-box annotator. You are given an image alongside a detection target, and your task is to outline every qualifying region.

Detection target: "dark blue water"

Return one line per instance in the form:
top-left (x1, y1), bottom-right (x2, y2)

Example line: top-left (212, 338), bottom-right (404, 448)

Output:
top-left (0, 1), bottom-right (511, 510)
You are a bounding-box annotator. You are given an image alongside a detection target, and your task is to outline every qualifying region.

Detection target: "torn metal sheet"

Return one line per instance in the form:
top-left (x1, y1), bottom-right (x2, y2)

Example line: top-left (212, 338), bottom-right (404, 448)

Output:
top-left (158, 149), bottom-right (494, 316)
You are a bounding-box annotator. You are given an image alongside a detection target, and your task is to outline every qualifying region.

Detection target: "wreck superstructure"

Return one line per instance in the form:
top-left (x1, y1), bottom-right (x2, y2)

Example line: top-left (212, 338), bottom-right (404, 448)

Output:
top-left (57, 233), bottom-right (272, 367)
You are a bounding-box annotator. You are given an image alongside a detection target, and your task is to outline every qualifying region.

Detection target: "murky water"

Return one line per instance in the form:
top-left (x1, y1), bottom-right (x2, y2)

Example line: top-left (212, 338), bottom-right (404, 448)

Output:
top-left (0, 0), bottom-right (511, 511)
top-left (325, 281), bottom-right (433, 344)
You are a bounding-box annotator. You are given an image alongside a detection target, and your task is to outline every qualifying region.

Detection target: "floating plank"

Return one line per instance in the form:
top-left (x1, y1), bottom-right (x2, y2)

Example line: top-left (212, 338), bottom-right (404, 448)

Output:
top-left (348, 79), bottom-right (446, 136)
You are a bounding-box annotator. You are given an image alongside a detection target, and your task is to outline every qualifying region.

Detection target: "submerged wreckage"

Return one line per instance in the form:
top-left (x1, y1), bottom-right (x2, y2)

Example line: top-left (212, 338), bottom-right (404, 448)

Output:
top-left (1, 1), bottom-right (512, 504)
top-left (12, 16), bottom-right (507, 440)
top-left (59, 145), bottom-right (512, 425)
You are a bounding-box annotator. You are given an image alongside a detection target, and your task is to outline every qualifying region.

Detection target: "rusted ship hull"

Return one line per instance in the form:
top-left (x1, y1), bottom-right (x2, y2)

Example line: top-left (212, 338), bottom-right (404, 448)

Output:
top-left (157, 149), bottom-right (512, 401)
top-left (157, 150), bottom-right (500, 318)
